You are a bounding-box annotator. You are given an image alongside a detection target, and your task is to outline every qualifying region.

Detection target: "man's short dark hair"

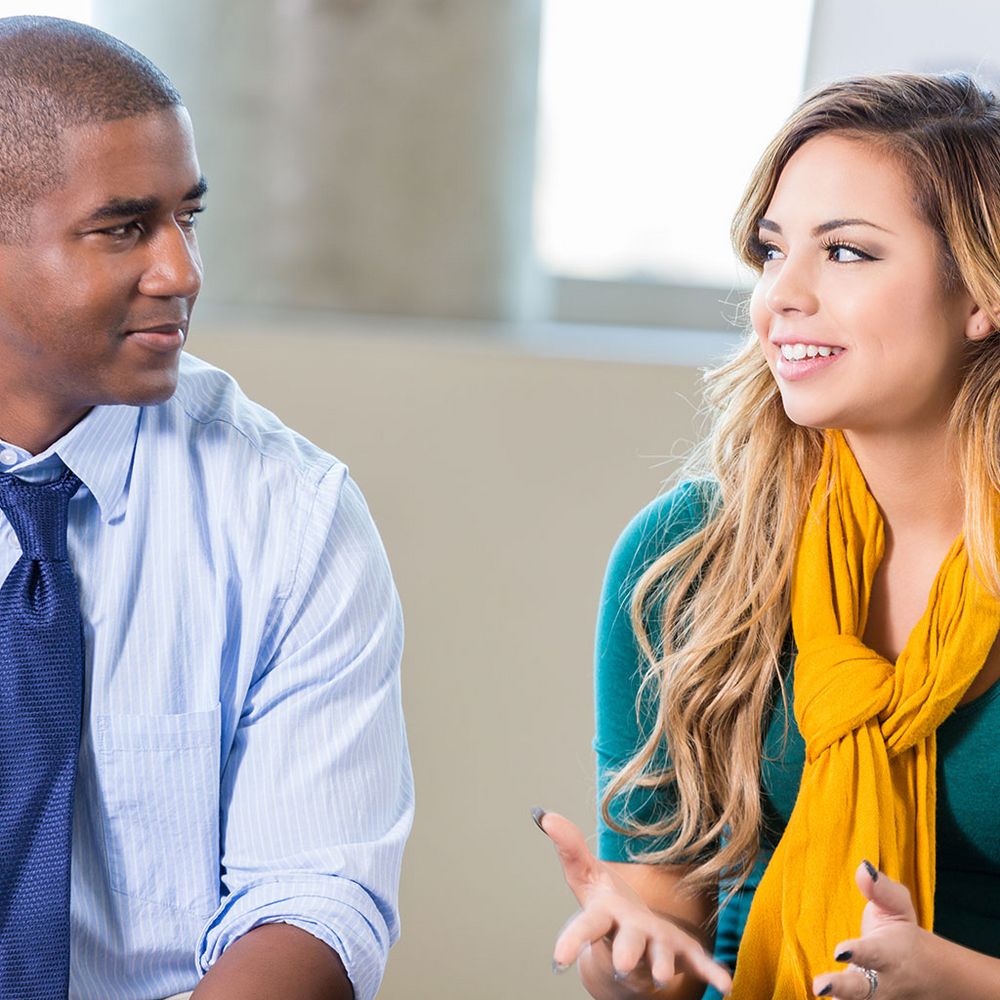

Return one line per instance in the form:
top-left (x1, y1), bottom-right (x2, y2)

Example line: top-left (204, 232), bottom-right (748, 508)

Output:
top-left (0, 16), bottom-right (182, 243)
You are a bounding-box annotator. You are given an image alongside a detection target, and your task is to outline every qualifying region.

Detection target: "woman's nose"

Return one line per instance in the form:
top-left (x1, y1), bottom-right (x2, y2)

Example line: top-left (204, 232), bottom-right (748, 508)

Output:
top-left (763, 255), bottom-right (819, 316)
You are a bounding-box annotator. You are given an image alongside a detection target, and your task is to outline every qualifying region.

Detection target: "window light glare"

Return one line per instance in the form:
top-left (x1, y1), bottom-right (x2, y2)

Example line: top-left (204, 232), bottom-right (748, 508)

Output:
top-left (535, 0), bottom-right (813, 287)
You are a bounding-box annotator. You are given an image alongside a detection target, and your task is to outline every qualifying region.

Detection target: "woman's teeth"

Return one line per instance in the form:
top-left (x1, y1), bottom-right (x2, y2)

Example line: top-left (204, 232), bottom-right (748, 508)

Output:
top-left (780, 343), bottom-right (844, 361)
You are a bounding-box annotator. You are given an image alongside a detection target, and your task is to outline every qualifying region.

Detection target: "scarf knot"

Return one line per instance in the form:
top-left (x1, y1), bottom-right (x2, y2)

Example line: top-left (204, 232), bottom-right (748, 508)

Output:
top-left (794, 634), bottom-right (892, 763)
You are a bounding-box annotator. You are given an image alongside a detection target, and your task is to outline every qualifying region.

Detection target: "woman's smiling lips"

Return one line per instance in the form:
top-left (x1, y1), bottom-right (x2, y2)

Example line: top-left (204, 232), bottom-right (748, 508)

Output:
top-left (771, 337), bottom-right (846, 381)
top-left (125, 323), bottom-right (186, 352)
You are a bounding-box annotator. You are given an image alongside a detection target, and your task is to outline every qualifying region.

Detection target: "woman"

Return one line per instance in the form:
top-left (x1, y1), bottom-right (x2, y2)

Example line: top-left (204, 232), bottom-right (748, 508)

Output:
top-left (537, 72), bottom-right (1000, 1000)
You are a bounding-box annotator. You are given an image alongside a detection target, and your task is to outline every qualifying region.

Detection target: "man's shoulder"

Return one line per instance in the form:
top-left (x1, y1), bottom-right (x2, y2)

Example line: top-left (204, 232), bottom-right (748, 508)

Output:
top-left (153, 352), bottom-right (338, 489)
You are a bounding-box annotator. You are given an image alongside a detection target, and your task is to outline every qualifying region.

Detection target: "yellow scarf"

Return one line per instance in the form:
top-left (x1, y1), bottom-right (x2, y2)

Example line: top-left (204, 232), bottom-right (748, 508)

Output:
top-left (732, 430), bottom-right (1000, 998)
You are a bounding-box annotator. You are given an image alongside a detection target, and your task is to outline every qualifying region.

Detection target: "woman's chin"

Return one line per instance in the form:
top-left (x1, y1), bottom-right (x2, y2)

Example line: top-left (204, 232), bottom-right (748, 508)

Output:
top-left (779, 402), bottom-right (840, 431)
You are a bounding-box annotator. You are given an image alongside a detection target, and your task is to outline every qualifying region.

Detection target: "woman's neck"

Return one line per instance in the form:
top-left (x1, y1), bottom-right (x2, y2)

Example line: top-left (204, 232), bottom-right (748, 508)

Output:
top-left (842, 424), bottom-right (964, 544)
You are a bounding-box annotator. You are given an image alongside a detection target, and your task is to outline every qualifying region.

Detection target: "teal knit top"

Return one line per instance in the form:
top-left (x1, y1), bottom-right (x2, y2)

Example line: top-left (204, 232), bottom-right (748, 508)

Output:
top-left (595, 483), bottom-right (1000, 995)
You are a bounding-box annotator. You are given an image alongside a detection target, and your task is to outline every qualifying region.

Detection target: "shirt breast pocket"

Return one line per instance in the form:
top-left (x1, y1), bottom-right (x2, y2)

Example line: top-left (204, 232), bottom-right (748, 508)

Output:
top-left (96, 705), bottom-right (221, 915)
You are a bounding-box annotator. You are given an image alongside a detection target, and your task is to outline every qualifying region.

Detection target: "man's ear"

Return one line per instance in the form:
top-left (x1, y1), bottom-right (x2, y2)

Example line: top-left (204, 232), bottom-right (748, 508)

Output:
top-left (966, 303), bottom-right (996, 342)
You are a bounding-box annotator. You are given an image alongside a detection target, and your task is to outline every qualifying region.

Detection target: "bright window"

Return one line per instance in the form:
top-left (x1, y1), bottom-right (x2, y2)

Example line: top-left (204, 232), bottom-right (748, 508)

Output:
top-left (534, 1), bottom-right (814, 289)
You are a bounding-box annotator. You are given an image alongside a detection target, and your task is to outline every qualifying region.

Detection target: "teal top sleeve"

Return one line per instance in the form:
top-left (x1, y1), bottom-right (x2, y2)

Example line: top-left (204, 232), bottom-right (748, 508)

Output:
top-left (594, 481), bottom-right (714, 862)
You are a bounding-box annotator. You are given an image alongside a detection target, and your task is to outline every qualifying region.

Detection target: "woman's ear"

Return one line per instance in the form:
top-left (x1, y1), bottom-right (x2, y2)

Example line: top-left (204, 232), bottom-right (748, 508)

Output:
top-left (965, 304), bottom-right (996, 342)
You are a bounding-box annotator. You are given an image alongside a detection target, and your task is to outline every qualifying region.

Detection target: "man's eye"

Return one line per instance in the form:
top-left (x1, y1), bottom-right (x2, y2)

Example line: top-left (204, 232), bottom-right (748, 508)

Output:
top-left (179, 208), bottom-right (205, 229)
top-left (100, 221), bottom-right (143, 239)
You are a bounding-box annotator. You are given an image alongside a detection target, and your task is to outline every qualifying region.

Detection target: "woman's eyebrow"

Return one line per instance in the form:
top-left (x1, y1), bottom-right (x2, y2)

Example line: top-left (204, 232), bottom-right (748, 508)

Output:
top-left (757, 217), bottom-right (896, 237)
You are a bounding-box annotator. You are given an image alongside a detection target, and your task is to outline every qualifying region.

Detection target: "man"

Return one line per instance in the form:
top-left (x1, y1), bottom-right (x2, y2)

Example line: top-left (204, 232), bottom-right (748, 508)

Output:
top-left (0, 15), bottom-right (412, 1000)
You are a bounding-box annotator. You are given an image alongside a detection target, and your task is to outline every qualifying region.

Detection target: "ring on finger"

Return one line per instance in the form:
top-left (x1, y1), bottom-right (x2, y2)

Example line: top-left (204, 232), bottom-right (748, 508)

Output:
top-left (848, 963), bottom-right (878, 999)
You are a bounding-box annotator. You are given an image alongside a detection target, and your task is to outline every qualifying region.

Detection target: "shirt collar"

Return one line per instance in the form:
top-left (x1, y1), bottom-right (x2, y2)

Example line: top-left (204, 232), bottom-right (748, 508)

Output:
top-left (2, 405), bottom-right (141, 524)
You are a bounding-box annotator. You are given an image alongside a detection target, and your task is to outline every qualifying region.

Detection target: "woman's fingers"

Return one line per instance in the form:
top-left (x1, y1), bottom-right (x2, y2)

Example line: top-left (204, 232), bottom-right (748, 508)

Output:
top-left (854, 860), bottom-right (917, 923)
top-left (615, 920), bottom-right (733, 995)
top-left (610, 923), bottom-right (647, 979)
top-left (557, 898), bottom-right (732, 995)
top-left (646, 937), bottom-right (678, 989)
top-left (536, 809), bottom-right (731, 994)
top-left (534, 808), bottom-right (601, 902)
top-left (675, 937), bottom-right (734, 995)
top-left (552, 905), bottom-right (615, 969)
top-left (830, 936), bottom-right (886, 975)
top-left (812, 965), bottom-right (878, 999)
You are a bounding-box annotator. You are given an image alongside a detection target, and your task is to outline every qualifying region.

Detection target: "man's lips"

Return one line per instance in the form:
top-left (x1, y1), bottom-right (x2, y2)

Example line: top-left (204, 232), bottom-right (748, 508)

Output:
top-left (125, 323), bottom-right (187, 352)
top-left (126, 322), bottom-right (187, 335)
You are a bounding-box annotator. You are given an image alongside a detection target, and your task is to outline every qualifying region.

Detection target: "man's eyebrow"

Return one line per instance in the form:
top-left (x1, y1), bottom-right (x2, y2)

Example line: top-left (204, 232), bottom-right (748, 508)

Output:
top-left (757, 217), bottom-right (895, 237)
top-left (185, 176), bottom-right (209, 201)
top-left (84, 196), bottom-right (159, 223)
top-left (82, 177), bottom-right (208, 224)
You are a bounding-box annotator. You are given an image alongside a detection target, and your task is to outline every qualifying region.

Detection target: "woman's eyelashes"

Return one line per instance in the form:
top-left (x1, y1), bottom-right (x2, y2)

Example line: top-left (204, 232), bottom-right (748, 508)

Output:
top-left (818, 239), bottom-right (879, 263)
top-left (749, 234), bottom-right (880, 264)
top-left (748, 234), bottom-right (793, 263)
top-left (747, 236), bottom-right (781, 263)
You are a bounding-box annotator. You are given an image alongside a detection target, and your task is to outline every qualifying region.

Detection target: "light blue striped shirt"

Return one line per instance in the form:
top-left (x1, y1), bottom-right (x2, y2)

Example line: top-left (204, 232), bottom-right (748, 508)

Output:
top-left (0, 353), bottom-right (412, 1000)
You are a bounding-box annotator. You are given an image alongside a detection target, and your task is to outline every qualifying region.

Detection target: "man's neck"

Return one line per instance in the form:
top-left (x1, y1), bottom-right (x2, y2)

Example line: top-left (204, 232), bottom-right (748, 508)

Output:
top-left (0, 396), bottom-right (90, 457)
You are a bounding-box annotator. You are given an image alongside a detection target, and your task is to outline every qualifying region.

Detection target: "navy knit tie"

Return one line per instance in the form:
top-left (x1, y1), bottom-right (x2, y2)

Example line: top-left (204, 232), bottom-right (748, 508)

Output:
top-left (0, 468), bottom-right (83, 998)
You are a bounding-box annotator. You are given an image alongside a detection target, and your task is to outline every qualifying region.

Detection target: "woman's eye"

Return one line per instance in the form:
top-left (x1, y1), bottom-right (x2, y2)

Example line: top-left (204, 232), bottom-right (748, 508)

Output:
top-left (825, 242), bottom-right (872, 263)
top-left (751, 236), bottom-right (784, 263)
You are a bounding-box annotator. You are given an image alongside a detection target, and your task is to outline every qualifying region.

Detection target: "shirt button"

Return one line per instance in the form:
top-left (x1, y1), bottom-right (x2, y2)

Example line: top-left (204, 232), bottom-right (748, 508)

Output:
top-left (0, 449), bottom-right (17, 465)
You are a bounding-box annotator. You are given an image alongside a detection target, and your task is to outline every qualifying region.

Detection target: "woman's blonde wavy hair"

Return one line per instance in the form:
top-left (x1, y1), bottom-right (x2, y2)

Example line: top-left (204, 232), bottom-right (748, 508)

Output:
top-left (601, 71), bottom-right (1000, 899)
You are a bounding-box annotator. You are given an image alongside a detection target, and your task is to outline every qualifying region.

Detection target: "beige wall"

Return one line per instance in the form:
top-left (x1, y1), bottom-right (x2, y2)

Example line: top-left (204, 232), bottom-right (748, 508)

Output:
top-left (192, 317), bottom-right (706, 999)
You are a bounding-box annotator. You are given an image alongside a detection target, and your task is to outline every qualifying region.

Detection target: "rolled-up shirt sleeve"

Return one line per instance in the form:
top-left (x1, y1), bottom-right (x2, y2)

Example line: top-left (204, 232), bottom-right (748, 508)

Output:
top-left (196, 464), bottom-right (412, 1000)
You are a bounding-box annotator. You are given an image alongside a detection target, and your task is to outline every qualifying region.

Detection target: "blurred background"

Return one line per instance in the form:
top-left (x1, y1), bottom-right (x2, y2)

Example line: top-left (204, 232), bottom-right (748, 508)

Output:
top-left (3, 1), bottom-right (999, 996)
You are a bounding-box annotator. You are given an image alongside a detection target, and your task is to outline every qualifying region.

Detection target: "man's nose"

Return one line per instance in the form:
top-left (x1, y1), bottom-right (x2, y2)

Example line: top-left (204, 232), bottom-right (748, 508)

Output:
top-left (138, 225), bottom-right (202, 300)
top-left (763, 255), bottom-right (819, 316)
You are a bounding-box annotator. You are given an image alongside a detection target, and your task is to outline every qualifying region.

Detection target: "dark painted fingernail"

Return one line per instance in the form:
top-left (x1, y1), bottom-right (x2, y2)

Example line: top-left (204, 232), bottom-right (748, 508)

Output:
top-left (862, 859), bottom-right (879, 882)
top-left (532, 806), bottom-right (547, 831)
top-left (552, 959), bottom-right (569, 974)
top-left (613, 968), bottom-right (627, 983)
top-left (834, 949), bottom-right (852, 962)
top-left (817, 985), bottom-right (833, 997)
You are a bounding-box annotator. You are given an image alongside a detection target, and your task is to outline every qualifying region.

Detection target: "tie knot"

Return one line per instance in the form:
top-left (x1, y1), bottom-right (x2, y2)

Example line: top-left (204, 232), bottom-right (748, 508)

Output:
top-left (0, 469), bottom-right (81, 561)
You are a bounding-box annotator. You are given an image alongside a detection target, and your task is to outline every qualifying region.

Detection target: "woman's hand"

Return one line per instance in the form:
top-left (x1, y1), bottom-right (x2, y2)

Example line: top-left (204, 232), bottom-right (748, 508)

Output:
top-left (534, 808), bottom-right (733, 998)
top-left (812, 861), bottom-right (942, 999)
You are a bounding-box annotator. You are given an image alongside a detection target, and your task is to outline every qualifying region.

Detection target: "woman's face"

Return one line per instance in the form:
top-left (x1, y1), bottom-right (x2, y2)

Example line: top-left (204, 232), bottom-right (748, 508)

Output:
top-left (750, 133), bottom-right (987, 435)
